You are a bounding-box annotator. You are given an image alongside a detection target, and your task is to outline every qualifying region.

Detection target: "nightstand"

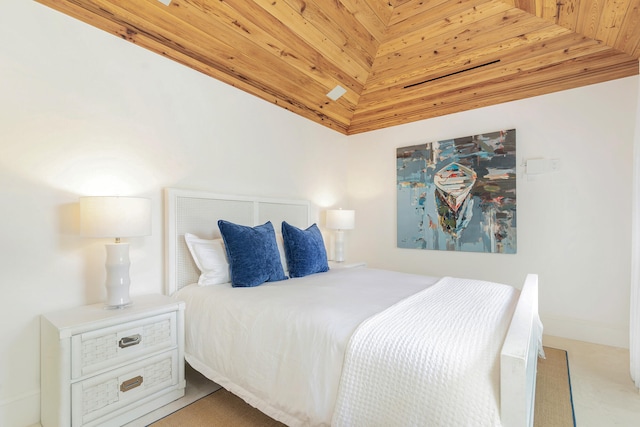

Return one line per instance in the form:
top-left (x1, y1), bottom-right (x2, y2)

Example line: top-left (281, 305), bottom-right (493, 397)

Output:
top-left (41, 294), bottom-right (186, 427)
top-left (329, 261), bottom-right (367, 269)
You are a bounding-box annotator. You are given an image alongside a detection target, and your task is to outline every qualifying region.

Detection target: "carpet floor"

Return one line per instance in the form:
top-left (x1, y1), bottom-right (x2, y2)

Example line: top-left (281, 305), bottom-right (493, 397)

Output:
top-left (534, 347), bottom-right (576, 427)
top-left (151, 346), bottom-right (574, 426)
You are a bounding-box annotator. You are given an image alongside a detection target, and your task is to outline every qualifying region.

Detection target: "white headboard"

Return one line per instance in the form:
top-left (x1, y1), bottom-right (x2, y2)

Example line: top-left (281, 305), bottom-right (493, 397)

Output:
top-left (164, 188), bottom-right (311, 295)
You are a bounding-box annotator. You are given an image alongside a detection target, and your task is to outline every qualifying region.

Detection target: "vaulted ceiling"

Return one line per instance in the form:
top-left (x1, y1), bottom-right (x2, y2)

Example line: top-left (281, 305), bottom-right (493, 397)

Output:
top-left (36, 0), bottom-right (639, 135)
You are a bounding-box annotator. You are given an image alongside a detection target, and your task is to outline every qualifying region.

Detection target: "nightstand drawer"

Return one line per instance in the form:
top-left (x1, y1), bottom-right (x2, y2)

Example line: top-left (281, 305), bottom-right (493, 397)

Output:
top-left (71, 349), bottom-right (180, 426)
top-left (71, 312), bottom-right (177, 379)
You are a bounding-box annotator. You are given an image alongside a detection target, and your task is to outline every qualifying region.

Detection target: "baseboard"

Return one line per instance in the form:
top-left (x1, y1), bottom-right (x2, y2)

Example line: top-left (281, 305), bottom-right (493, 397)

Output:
top-left (541, 313), bottom-right (628, 348)
top-left (0, 388), bottom-right (40, 427)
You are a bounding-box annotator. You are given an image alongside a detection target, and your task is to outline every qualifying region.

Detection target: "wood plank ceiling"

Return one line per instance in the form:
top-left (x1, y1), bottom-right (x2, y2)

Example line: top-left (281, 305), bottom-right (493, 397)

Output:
top-left (36, 0), bottom-right (640, 135)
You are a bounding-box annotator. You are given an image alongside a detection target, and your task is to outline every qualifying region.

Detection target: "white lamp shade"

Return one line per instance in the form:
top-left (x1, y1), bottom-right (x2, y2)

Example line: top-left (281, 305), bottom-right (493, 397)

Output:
top-left (326, 209), bottom-right (355, 230)
top-left (80, 196), bottom-right (151, 238)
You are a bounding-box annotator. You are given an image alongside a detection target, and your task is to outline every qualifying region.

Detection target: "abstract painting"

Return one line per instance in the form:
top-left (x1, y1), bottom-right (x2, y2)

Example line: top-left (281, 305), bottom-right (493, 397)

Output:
top-left (397, 129), bottom-right (516, 254)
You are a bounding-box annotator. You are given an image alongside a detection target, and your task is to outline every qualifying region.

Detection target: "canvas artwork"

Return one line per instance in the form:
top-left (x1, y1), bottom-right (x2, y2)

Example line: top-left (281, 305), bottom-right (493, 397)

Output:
top-left (397, 129), bottom-right (517, 254)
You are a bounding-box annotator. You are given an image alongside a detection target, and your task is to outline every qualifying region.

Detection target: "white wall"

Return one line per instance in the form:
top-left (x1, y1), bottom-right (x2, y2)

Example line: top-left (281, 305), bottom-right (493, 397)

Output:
top-left (0, 2), bottom-right (348, 426)
top-left (630, 61), bottom-right (640, 387)
top-left (2, 1), bottom-right (639, 426)
top-left (346, 75), bottom-right (639, 352)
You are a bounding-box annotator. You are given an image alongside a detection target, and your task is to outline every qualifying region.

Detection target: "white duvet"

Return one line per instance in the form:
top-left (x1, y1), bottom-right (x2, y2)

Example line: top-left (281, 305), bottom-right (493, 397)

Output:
top-left (175, 267), bottom-right (437, 426)
top-left (174, 268), bottom-right (518, 426)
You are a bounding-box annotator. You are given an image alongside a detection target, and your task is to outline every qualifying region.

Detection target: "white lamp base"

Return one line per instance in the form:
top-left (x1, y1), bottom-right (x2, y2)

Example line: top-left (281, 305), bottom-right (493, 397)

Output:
top-left (334, 230), bottom-right (346, 263)
top-left (104, 243), bottom-right (132, 309)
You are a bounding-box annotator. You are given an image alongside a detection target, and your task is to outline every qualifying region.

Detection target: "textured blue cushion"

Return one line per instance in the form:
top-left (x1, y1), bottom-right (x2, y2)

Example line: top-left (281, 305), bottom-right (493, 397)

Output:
top-left (281, 222), bottom-right (329, 278)
top-left (218, 220), bottom-right (287, 287)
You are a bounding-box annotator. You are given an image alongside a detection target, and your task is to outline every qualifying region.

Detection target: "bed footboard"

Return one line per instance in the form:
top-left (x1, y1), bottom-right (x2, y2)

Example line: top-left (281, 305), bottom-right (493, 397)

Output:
top-left (500, 274), bottom-right (540, 427)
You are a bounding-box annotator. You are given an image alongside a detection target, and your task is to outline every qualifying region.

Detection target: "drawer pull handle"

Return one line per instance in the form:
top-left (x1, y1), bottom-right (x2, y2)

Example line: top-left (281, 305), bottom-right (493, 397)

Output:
top-left (120, 375), bottom-right (143, 392)
top-left (119, 334), bottom-right (141, 348)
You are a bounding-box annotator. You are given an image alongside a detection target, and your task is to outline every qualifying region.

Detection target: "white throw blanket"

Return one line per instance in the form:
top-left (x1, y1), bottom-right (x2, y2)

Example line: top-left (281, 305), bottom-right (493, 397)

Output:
top-left (332, 277), bottom-right (519, 427)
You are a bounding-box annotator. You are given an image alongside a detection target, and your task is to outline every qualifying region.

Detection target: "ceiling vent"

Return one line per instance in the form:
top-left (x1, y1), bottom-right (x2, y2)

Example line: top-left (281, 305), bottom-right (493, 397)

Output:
top-left (404, 60), bottom-right (501, 89)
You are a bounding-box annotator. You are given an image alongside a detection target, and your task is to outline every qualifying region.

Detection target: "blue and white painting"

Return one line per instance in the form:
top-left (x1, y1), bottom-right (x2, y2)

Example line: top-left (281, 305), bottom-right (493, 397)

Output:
top-left (397, 129), bottom-right (516, 254)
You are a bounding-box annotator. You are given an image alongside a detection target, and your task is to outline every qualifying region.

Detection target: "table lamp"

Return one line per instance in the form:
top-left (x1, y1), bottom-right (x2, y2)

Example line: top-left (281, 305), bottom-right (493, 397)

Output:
top-left (326, 209), bottom-right (355, 262)
top-left (80, 196), bottom-right (151, 309)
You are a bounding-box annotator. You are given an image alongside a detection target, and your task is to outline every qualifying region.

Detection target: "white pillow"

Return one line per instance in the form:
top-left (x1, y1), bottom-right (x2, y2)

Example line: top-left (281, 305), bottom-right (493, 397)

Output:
top-left (184, 233), bottom-right (230, 286)
top-left (276, 233), bottom-right (288, 274)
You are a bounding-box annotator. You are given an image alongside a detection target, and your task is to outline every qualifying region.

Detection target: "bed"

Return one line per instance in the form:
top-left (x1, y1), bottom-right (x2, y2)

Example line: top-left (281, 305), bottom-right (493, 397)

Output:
top-left (164, 188), bottom-right (542, 427)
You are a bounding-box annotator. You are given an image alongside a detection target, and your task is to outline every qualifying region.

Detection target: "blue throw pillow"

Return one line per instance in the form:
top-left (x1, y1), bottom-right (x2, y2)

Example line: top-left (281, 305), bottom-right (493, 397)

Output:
top-left (281, 222), bottom-right (329, 278)
top-left (218, 220), bottom-right (288, 287)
